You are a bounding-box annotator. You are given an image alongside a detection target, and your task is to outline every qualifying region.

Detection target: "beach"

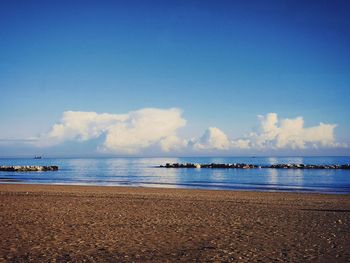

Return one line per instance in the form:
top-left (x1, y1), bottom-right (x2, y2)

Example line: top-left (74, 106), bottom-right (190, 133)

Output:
top-left (0, 184), bottom-right (349, 262)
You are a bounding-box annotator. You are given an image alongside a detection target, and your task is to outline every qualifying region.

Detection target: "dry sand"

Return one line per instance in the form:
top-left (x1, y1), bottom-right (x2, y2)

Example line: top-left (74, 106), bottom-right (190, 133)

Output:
top-left (0, 184), bottom-right (349, 262)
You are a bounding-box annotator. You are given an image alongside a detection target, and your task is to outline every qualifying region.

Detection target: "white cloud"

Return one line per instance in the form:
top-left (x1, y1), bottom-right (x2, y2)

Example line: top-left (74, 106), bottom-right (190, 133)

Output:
top-left (193, 127), bottom-right (231, 150)
top-left (232, 113), bottom-right (338, 149)
top-left (36, 108), bottom-right (186, 153)
top-left (101, 108), bottom-right (186, 153)
top-left (34, 109), bottom-right (345, 154)
top-left (159, 135), bottom-right (187, 152)
top-left (231, 139), bottom-right (251, 149)
top-left (38, 111), bottom-right (128, 146)
top-left (189, 113), bottom-right (340, 151)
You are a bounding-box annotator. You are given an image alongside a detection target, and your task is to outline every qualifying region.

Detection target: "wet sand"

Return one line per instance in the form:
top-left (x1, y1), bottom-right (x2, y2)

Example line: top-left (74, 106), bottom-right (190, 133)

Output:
top-left (0, 184), bottom-right (349, 262)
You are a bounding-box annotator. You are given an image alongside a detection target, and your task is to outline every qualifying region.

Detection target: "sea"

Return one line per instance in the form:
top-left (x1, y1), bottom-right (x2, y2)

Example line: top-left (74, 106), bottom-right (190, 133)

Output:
top-left (1, 157), bottom-right (350, 194)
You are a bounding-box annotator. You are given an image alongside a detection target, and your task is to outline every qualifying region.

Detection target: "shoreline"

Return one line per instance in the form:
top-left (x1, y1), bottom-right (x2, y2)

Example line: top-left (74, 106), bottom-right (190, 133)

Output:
top-left (1, 182), bottom-right (349, 195)
top-left (1, 184), bottom-right (350, 262)
top-left (0, 182), bottom-right (347, 193)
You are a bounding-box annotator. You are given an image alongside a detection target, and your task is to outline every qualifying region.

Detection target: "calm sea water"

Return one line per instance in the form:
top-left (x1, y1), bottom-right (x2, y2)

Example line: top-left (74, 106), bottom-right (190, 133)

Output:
top-left (1, 157), bottom-right (350, 194)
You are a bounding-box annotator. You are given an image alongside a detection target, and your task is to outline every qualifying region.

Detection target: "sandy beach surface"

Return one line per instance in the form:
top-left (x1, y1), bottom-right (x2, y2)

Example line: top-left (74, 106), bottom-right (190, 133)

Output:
top-left (0, 184), bottom-right (349, 262)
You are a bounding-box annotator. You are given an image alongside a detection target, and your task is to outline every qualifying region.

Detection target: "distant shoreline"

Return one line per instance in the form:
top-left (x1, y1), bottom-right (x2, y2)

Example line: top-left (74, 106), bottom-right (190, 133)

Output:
top-left (1, 155), bottom-right (350, 159)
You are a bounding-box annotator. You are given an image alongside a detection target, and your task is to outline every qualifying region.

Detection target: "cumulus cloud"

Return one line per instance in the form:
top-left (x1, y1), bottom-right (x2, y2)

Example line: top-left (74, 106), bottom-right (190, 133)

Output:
top-left (34, 109), bottom-right (344, 154)
top-left (232, 113), bottom-right (339, 149)
top-left (188, 113), bottom-right (341, 151)
top-left (231, 139), bottom-right (251, 149)
top-left (192, 127), bottom-right (231, 150)
top-left (36, 108), bottom-right (186, 153)
top-left (37, 111), bottom-right (128, 146)
top-left (101, 108), bottom-right (186, 153)
top-left (159, 135), bottom-right (187, 152)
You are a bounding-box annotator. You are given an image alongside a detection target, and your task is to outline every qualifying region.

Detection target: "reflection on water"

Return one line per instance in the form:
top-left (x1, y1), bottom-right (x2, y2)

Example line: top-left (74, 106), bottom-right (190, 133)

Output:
top-left (210, 169), bottom-right (227, 181)
top-left (0, 157), bottom-right (349, 193)
top-left (267, 169), bottom-right (278, 185)
top-left (286, 168), bottom-right (304, 186)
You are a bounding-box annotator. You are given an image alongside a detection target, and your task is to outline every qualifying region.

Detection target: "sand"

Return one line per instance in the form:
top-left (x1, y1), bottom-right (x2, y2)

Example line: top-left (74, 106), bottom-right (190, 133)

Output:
top-left (0, 184), bottom-right (349, 262)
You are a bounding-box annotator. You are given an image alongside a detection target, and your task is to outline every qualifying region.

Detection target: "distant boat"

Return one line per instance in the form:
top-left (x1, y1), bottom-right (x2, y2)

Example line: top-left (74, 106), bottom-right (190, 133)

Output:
top-left (34, 156), bottom-right (42, 159)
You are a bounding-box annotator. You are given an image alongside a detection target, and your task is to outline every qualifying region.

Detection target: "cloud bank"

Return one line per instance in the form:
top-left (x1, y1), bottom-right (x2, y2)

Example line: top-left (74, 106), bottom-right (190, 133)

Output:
top-left (187, 113), bottom-right (341, 151)
top-left (36, 108), bottom-right (186, 153)
top-left (34, 108), bottom-right (344, 154)
top-left (235, 113), bottom-right (340, 150)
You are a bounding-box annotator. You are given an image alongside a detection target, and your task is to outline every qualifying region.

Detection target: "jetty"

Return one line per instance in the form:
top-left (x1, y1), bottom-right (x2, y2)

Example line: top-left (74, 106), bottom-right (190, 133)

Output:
top-left (0, 166), bottom-right (59, 172)
top-left (160, 163), bottom-right (350, 170)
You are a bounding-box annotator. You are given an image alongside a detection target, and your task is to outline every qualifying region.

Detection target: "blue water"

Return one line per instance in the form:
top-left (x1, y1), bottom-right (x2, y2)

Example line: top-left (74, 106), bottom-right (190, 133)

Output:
top-left (0, 157), bottom-right (350, 194)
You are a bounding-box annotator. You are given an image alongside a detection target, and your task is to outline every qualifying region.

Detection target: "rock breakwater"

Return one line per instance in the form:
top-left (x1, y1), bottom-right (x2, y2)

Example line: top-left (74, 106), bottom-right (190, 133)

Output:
top-left (0, 166), bottom-right (59, 172)
top-left (160, 163), bottom-right (350, 169)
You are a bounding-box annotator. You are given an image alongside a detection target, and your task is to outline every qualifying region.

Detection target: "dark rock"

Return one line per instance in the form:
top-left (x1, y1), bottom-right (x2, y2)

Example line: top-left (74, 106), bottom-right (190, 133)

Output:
top-left (158, 163), bottom-right (350, 170)
top-left (0, 166), bottom-right (59, 172)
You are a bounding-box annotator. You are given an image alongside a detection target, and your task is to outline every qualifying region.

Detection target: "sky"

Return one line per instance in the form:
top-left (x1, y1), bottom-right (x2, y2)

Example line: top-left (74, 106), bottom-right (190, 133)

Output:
top-left (0, 0), bottom-right (349, 157)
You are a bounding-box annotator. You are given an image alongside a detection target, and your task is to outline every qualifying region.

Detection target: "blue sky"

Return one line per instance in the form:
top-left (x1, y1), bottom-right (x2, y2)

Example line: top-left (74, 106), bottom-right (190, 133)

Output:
top-left (0, 0), bottom-right (349, 156)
